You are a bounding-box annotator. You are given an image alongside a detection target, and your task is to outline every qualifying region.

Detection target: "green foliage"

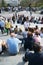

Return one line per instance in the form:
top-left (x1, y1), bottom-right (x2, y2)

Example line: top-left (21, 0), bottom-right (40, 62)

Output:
top-left (1, 0), bottom-right (7, 7)
top-left (20, 0), bottom-right (43, 7)
top-left (20, 0), bottom-right (30, 7)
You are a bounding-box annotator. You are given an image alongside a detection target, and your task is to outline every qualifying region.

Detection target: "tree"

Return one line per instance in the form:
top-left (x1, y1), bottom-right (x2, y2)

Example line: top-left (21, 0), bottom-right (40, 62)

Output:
top-left (20, 0), bottom-right (30, 7)
top-left (1, 0), bottom-right (7, 7)
top-left (20, 0), bottom-right (43, 7)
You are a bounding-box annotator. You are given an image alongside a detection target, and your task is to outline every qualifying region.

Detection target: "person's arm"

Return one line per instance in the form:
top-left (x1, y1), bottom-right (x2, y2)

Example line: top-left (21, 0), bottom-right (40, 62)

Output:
top-left (23, 49), bottom-right (34, 62)
top-left (23, 49), bottom-right (30, 62)
top-left (2, 40), bottom-right (7, 48)
top-left (17, 38), bottom-right (22, 44)
top-left (5, 43), bottom-right (8, 49)
top-left (6, 39), bottom-right (10, 49)
top-left (25, 49), bottom-right (30, 61)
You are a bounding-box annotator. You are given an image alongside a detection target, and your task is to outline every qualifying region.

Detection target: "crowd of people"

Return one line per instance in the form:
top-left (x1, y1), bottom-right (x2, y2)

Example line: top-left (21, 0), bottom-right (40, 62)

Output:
top-left (0, 14), bottom-right (43, 34)
top-left (0, 13), bottom-right (43, 65)
top-left (17, 15), bottom-right (43, 24)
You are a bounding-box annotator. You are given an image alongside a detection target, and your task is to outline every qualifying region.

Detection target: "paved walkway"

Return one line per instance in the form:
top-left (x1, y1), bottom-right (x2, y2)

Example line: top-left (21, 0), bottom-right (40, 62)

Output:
top-left (0, 32), bottom-right (43, 65)
top-left (0, 53), bottom-right (28, 65)
top-left (0, 11), bottom-right (43, 65)
top-left (0, 32), bottom-right (28, 65)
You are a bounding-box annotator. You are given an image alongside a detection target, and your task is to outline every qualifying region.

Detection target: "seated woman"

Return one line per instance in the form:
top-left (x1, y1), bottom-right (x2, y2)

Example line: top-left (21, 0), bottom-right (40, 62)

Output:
top-left (24, 28), bottom-right (34, 51)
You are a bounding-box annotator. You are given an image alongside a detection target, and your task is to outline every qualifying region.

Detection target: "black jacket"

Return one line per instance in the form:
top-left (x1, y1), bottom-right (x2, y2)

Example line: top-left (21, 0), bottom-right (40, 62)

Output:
top-left (25, 51), bottom-right (43, 65)
top-left (24, 34), bottom-right (35, 50)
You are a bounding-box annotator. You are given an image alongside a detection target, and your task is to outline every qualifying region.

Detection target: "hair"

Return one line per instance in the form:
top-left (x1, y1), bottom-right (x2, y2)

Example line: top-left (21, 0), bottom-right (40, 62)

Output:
top-left (35, 31), bottom-right (40, 35)
top-left (33, 44), bottom-right (41, 52)
top-left (10, 30), bottom-right (14, 34)
top-left (25, 28), bottom-right (28, 31)
top-left (19, 29), bottom-right (22, 32)
top-left (28, 28), bottom-right (34, 33)
top-left (15, 25), bottom-right (18, 28)
top-left (41, 27), bottom-right (43, 31)
top-left (36, 25), bottom-right (38, 29)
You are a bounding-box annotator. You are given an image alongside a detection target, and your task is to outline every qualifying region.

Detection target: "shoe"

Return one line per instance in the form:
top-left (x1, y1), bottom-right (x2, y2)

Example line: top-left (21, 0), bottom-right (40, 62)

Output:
top-left (22, 56), bottom-right (27, 62)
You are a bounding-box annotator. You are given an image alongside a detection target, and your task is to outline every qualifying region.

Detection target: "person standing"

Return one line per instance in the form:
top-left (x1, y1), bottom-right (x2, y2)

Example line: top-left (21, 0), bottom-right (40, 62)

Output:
top-left (12, 14), bottom-right (15, 23)
top-left (5, 19), bottom-right (11, 35)
top-left (24, 17), bottom-right (30, 30)
top-left (0, 19), bottom-right (5, 34)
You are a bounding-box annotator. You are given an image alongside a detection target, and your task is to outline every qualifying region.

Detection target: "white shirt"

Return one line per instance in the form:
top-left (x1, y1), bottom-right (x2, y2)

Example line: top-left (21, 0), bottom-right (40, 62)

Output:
top-left (24, 21), bottom-right (29, 29)
top-left (39, 20), bottom-right (41, 23)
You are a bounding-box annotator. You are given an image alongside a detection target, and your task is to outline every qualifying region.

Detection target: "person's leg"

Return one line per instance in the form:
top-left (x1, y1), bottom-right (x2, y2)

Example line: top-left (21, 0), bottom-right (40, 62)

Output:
top-left (5, 28), bottom-right (8, 35)
top-left (9, 28), bottom-right (11, 34)
top-left (2, 45), bottom-right (7, 53)
top-left (1, 27), bottom-right (4, 34)
top-left (0, 45), bottom-right (7, 54)
top-left (7, 28), bottom-right (8, 35)
top-left (7, 28), bottom-right (10, 35)
top-left (0, 51), bottom-right (3, 54)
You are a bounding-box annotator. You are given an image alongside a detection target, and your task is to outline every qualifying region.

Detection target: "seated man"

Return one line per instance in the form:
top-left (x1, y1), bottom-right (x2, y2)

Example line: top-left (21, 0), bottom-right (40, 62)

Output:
top-left (6, 31), bottom-right (22, 55)
top-left (23, 44), bottom-right (43, 65)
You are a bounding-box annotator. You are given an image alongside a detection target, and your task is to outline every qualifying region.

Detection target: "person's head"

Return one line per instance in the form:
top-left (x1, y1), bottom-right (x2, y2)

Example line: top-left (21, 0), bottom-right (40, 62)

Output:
top-left (19, 29), bottom-right (22, 32)
top-left (27, 31), bottom-right (33, 37)
top-left (33, 44), bottom-right (41, 52)
top-left (15, 25), bottom-right (18, 28)
top-left (10, 31), bottom-right (15, 37)
top-left (25, 28), bottom-right (28, 31)
top-left (28, 28), bottom-right (34, 35)
top-left (35, 25), bottom-right (38, 30)
top-left (8, 19), bottom-right (10, 22)
top-left (40, 27), bottom-right (43, 33)
top-left (35, 31), bottom-right (40, 36)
